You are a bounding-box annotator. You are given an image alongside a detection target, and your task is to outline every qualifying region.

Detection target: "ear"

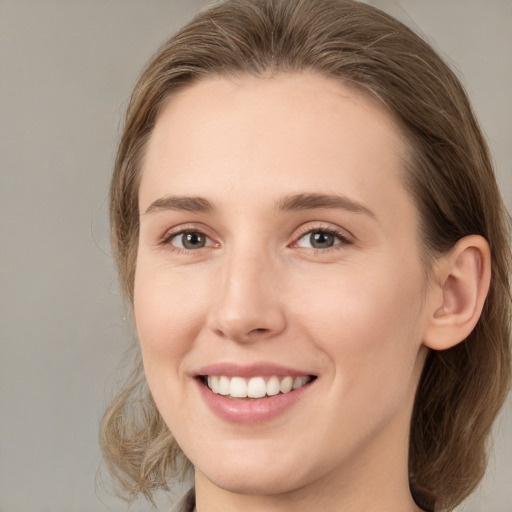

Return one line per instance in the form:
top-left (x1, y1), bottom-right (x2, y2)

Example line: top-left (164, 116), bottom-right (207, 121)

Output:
top-left (423, 235), bottom-right (491, 350)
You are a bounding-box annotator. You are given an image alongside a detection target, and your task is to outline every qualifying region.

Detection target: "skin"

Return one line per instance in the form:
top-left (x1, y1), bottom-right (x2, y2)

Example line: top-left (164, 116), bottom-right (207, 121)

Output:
top-left (134, 73), bottom-right (438, 512)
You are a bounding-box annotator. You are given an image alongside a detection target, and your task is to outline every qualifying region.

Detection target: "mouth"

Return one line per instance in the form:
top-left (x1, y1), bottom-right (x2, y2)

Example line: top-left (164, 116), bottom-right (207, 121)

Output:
top-left (197, 374), bottom-right (316, 399)
top-left (194, 364), bottom-right (318, 423)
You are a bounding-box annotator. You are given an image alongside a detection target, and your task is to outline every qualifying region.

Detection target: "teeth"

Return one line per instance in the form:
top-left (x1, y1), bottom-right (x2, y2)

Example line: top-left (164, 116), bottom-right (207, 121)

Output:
top-left (293, 376), bottom-right (309, 390)
top-left (206, 375), bottom-right (312, 398)
top-left (218, 376), bottom-right (230, 395)
top-left (247, 377), bottom-right (266, 398)
top-left (230, 377), bottom-right (247, 398)
top-left (280, 376), bottom-right (293, 393)
top-left (266, 376), bottom-right (280, 396)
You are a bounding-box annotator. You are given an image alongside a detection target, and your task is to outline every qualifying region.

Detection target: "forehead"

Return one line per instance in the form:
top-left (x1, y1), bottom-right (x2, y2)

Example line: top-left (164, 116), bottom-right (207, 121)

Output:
top-left (139, 73), bottom-right (413, 228)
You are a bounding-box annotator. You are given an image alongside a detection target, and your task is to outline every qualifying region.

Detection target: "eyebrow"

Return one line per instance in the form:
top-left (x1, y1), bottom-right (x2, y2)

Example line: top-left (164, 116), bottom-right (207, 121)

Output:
top-left (276, 193), bottom-right (376, 218)
top-left (145, 195), bottom-right (214, 214)
top-left (144, 192), bottom-right (375, 218)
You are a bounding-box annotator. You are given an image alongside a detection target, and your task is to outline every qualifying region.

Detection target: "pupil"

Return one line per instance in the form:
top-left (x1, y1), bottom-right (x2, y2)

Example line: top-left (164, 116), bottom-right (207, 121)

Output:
top-left (183, 232), bottom-right (205, 249)
top-left (310, 231), bottom-right (334, 248)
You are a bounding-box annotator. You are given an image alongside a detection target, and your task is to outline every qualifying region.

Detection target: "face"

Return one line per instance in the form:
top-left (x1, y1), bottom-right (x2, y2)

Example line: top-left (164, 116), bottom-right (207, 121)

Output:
top-left (135, 73), bottom-right (430, 499)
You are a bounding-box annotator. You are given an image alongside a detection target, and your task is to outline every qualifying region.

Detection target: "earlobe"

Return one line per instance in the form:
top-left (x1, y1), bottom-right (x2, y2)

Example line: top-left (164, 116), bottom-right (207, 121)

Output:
top-left (423, 235), bottom-right (491, 351)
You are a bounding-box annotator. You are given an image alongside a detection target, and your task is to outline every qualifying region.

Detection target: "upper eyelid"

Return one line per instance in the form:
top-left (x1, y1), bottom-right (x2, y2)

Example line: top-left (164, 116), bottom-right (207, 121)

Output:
top-left (292, 222), bottom-right (354, 242)
top-left (160, 229), bottom-right (218, 253)
top-left (160, 223), bottom-right (215, 242)
top-left (291, 230), bottom-right (352, 252)
top-left (169, 231), bottom-right (217, 249)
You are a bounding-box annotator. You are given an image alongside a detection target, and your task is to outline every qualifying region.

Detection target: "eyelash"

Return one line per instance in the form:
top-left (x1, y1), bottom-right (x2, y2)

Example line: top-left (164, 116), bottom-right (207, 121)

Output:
top-left (159, 226), bottom-right (217, 254)
top-left (160, 225), bottom-right (353, 254)
top-left (292, 225), bottom-right (353, 252)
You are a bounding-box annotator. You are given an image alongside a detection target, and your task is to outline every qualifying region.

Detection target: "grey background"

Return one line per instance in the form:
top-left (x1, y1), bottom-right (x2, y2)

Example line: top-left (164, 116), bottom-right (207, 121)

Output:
top-left (0, 0), bottom-right (510, 511)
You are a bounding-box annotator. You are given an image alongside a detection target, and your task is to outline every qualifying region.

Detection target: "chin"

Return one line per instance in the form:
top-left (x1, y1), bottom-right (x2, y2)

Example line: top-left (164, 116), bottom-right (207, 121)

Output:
top-left (194, 450), bottom-right (310, 496)
top-left (205, 468), bottom-right (300, 496)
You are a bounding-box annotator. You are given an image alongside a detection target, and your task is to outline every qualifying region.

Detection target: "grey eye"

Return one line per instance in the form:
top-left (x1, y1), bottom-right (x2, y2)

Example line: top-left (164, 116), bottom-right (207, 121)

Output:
top-left (309, 231), bottom-right (336, 249)
top-left (172, 231), bottom-right (207, 249)
top-left (296, 229), bottom-right (350, 249)
top-left (296, 230), bottom-right (341, 249)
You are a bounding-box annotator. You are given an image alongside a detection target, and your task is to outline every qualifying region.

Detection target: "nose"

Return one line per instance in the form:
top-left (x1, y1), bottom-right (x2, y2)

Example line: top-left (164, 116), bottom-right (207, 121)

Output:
top-left (207, 248), bottom-right (287, 344)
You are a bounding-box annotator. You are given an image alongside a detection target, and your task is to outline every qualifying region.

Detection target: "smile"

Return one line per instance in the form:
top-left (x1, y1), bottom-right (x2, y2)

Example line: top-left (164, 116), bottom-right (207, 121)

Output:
top-left (194, 363), bottom-right (317, 423)
top-left (205, 375), bottom-right (313, 399)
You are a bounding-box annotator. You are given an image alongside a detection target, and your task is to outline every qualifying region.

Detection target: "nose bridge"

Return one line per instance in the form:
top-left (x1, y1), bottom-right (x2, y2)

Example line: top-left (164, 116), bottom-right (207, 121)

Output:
top-left (209, 238), bottom-right (286, 342)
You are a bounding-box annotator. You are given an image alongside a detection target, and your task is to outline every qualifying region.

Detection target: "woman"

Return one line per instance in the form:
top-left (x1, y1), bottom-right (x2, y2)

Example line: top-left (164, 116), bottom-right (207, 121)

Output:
top-left (100, 1), bottom-right (511, 511)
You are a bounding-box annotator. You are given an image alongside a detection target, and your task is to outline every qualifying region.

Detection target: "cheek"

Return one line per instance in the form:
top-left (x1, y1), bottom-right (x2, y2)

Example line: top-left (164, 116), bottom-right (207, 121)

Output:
top-left (133, 261), bottom-right (208, 369)
top-left (133, 261), bottom-right (214, 428)
top-left (293, 261), bottom-right (425, 394)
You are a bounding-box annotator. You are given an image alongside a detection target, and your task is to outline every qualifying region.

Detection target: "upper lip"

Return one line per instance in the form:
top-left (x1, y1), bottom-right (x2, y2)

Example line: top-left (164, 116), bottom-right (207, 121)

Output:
top-left (195, 362), bottom-right (316, 378)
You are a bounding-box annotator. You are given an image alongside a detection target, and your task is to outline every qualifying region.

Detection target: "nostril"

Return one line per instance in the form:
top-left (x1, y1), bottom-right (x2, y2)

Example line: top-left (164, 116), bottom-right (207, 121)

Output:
top-left (214, 327), bottom-right (270, 340)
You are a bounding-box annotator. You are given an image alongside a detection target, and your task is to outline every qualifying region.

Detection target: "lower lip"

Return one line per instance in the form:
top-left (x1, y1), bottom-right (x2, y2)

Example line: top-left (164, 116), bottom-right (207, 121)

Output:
top-left (195, 379), bottom-right (313, 424)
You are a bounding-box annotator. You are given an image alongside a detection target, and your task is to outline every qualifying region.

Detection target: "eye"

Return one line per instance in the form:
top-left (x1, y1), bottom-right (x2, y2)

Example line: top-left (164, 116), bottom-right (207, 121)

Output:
top-left (295, 228), bottom-right (349, 250)
top-left (168, 230), bottom-right (213, 250)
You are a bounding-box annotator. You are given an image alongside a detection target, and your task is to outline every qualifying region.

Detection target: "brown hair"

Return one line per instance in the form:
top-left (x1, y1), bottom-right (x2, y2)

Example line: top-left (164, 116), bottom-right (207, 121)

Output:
top-left (101, 0), bottom-right (512, 509)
